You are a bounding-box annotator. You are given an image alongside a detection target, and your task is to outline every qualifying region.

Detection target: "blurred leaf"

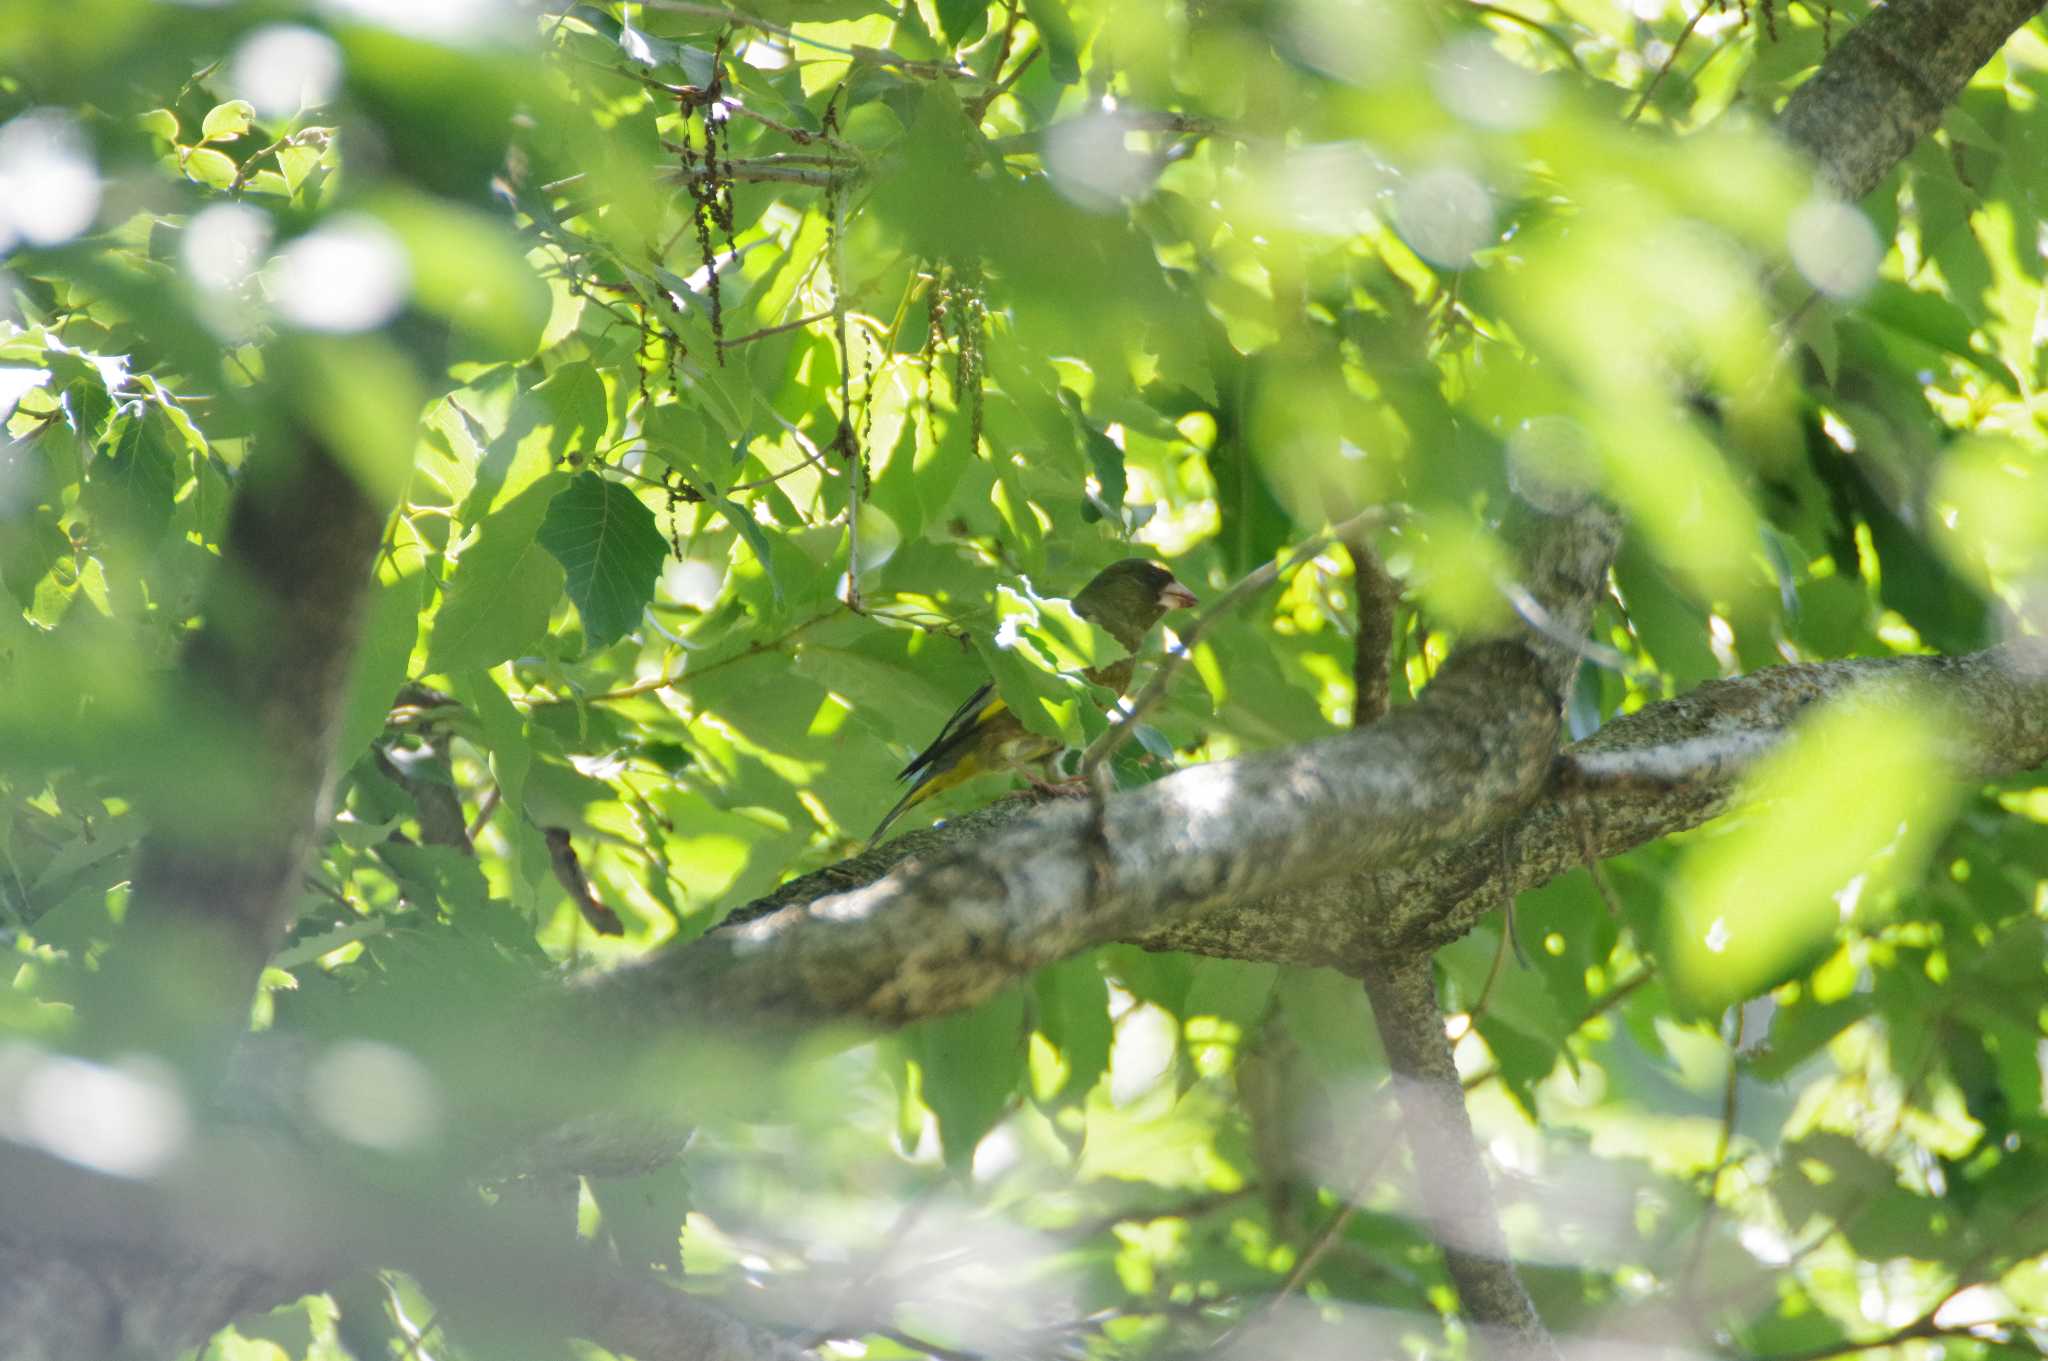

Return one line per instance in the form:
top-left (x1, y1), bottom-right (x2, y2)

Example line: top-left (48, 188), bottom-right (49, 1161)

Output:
top-left (909, 986), bottom-right (1028, 1171)
top-left (336, 568), bottom-right (425, 766)
top-left (589, 1166), bottom-right (692, 1273)
top-left (376, 189), bottom-right (552, 360)
top-left (1665, 697), bottom-right (1959, 1014)
top-left (82, 410), bottom-right (177, 544)
top-left (1021, 0), bottom-right (1079, 82)
top-left (934, 0), bottom-right (983, 45)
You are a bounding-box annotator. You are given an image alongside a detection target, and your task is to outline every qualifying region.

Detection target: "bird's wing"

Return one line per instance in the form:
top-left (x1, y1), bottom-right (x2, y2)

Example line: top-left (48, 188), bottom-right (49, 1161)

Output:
top-left (897, 680), bottom-right (1000, 782)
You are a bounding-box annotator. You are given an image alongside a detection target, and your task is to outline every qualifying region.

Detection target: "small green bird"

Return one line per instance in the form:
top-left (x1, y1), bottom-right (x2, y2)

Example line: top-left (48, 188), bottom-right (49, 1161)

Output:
top-left (868, 558), bottom-right (1199, 847)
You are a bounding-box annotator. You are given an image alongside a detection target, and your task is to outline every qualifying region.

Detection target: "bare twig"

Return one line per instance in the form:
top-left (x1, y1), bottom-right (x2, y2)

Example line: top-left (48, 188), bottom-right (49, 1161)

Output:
top-left (1464, 1), bottom-right (1587, 73)
top-left (466, 783), bottom-right (503, 843)
top-left (1461, 965), bottom-right (1653, 1092)
top-left (1348, 537), bottom-right (1399, 729)
top-left (1080, 506), bottom-right (1395, 781)
top-left (1626, 4), bottom-right (1710, 124)
top-left (637, 0), bottom-right (970, 73)
top-left (1361, 956), bottom-right (1557, 1359)
top-left (544, 827), bottom-right (627, 936)
top-left (545, 611), bottom-right (836, 706)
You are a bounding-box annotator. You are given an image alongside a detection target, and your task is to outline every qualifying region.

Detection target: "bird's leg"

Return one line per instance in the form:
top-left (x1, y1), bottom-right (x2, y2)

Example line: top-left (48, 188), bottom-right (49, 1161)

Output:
top-left (1022, 758), bottom-right (1090, 798)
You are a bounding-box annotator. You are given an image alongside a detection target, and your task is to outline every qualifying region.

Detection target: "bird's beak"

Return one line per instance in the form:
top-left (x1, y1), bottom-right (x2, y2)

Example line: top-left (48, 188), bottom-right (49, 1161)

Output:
top-left (1160, 579), bottom-right (1199, 611)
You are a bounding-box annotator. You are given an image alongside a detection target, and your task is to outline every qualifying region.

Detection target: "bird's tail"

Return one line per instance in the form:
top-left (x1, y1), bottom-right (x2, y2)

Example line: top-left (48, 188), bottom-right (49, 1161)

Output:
top-left (865, 777), bottom-right (932, 850)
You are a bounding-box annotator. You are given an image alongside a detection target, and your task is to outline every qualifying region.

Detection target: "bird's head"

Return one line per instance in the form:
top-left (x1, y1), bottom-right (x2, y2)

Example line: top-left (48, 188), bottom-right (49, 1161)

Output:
top-left (1073, 558), bottom-right (1199, 652)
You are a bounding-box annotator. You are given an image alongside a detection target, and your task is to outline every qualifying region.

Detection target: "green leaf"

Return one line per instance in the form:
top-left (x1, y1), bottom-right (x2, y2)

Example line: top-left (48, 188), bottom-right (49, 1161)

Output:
top-left (535, 473), bottom-right (668, 651)
top-left (335, 568), bottom-right (425, 766)
top-left (972, 634), bottom-right (1079, 745)
top-left (183, 147), bottom-right (239, 189)
top-left (589, 1166), bottom-right (693, 1273)
top-left (82, 412), bottom-right (178, 544)
top-left (277, 143), bottom-right (323, 195)
top-left (1021, 0), bottom-right (1080, 82)
top-left (710, 494), bottom-right (783, 604)
top-left (138, 108), bottom-right (178, 141)
top-left (429, 474), bottom-right (568, 673)
top-left (1613, 542), bottom-right (1720, 687)
top-left (1182, 958), bottom-right (1278, 1029)
top-left (455, 668), bottom-right (534, 817)
top-left (1033, 954), bottom-right (1112, 1103)
top-left (1860, 280), bottom-right (1990, 375)
top-left (934, 0), bottom-right (984, 46)
top-left (200, 99), bottom-right (255, 142)
top-left (1064, 389), bottom-right (1127, 522)
top-left (908, 987), bottom-right (1028, 1171)
top-left (530, 361), bottom-right (609, 462)
top-left (793, 644), bottom-right (957, 732)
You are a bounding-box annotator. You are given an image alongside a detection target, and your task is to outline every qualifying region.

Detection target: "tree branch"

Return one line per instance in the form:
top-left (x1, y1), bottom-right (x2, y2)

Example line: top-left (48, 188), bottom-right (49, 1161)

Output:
top-left (1361, 956), bottom-right (1556, 1360)
top-left (90, 437), bottom-right (389, 1075)
top-left (1776, 0), bottom-right (2047, 200)
top-left (617, 638), bottom-right (1564, 1024)
top-left (1133, 639), bottom-right (2048, 966)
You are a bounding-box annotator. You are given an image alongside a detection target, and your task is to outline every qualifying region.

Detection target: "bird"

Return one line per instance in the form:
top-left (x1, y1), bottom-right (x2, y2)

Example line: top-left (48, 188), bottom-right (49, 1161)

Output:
top-left (867, 558), bottom-right (1199, 847)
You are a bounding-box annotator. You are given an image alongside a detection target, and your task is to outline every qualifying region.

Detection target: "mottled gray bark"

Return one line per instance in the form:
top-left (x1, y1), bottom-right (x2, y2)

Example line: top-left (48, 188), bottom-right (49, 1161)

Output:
top-left (9, 2), bottom-right (2046, 1359)
top-left (629, 639), bottom-right (1562, 1024)
top-left (681, 640), bottom-right (2048, 989)
top-left (1778, 0), bottom-right (2046, 199)
top-left (0, 1140), bottom-right (810, 1361)
top-left (1362, 956), bottom-right (1557, 1361)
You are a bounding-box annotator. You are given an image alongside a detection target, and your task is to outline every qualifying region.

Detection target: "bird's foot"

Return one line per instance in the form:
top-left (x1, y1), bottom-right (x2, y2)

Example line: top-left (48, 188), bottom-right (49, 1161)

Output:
top-left (1021, 771), bottom-right (1091, 798)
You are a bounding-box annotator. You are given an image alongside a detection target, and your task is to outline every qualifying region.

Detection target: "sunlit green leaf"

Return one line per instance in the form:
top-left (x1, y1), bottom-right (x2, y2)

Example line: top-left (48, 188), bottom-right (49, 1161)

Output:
top-left (429, 474), bottom-right (568, 673)
top-left (535, 473), bottom-right (668, 651)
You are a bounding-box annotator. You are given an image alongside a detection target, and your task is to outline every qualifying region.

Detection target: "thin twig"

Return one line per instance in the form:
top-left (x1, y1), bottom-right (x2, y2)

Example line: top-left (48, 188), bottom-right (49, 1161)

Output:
top-left (1347, 537), bottom-right (1398, 729)
top-left (876, 1327), bottom-right (982, 1361)
top-left (225, 126), bottom-right (332, 195)
top-left (969, 42), bottom-right (1038, 122)
top-left (966, 0), bottom-right (1025, 122)
top-left (1464, 1), bottom-right (1586, 73)
top-left (1678, 1004), bottom-right (1746, 1300)
top-left (1222, 1117), bottom-right (1404, 1344)
top-left (724, 100), bottom-right (856, 152)
top-left (1626, 3), bottom-right (1710, 124)
top-left (1079, 506), bottom-right (1395, 781)
top-left (1461, 965), bottom-right (1653, 1092)
top-left (716, 309), bottom-right (836, 349)
top-left (541, 611), bottom-right (837, 706)
top-left (465, 784), bottom-right (503, 843)
top-left (662, 161), bottom-right (846, 187)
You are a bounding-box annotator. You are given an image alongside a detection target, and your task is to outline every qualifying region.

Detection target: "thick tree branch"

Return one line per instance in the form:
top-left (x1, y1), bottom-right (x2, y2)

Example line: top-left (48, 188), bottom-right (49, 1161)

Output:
top-left (695, 640), bottom-right (2048, 984)
top-left (619, 639), bottom-right (1563, 1024)
top-left (1362, 956), bottom-right (1556, 1361)
top-left (90, 438), bottom-right (389, 1073)
top-left (0, 1139), bottom-right (810, 1361)
top-left (1777, 0), bottom-right (2046, 200)
top-left (1135, 639), bottom-right (2048, 965)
